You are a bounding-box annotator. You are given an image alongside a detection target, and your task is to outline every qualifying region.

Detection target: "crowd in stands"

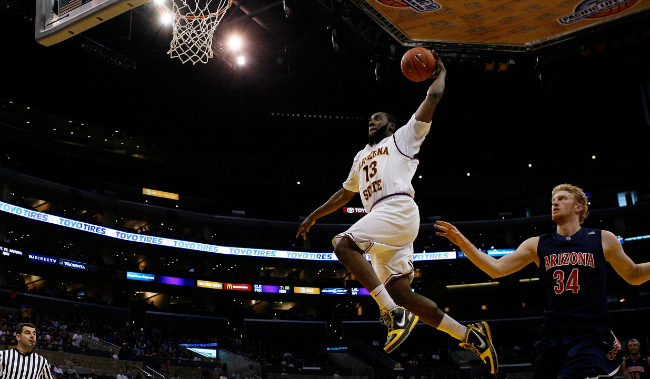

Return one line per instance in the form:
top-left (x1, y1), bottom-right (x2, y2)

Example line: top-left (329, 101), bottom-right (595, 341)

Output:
top-left (0, 302), bottom-right (328, 377)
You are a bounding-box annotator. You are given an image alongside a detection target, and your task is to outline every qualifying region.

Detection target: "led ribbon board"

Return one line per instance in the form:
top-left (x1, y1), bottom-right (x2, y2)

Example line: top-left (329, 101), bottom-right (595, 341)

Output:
top-left (0, 201), bottom-right (456, 262)
top-left (254, 285), bottom-right (291, 293)
top-left (197, 280), bottom-right (223, 289)
top-left (59, 258), bottom-right (87, 270)
top-left (158, 276), bottom-right (194, 286)
top-left (29, 253), bottom-right (57, 264)
top-left (351, 287), bottom-right (370, 295)
top-left (127, 271), bottom-right (156, 281)
top-left (1, 245), bottom-right (23, 257)
top-left (321, 288), bottom-right (349, 295)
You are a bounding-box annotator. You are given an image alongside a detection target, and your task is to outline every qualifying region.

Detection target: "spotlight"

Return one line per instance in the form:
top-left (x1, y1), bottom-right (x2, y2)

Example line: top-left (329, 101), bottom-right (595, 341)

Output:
top-left (161, 13), bottom-right (173, 24)
top-left (498, 62), bottom-right (508, 71)
top-left (228, 36), bottom-right (243, 51)
top-left (484, 62), bottom-right (495, 71)
top-left (236, 56), bottom-right (246, 65)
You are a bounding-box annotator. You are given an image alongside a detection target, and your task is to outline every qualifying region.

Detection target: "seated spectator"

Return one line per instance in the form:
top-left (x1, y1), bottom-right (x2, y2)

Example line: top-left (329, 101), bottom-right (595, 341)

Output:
top-left (118, 342), bottom-right (131, 360)
top-left (72, 330), bottom-right (83, 347)
top-left (52, 363), bottom-right (64, 376)
top-left (116, 369), bottom-right (128, 379)
top-left (67, 364), bottom-right (78, 377)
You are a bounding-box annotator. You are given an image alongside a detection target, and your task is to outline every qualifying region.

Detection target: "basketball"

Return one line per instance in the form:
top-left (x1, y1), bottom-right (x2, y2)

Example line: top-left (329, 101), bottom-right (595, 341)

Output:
top-left (401, 47), bottom-right (437, 82)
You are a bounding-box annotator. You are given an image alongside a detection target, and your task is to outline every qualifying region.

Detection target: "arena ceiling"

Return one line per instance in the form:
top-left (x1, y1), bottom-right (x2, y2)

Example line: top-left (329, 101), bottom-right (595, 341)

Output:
top-left (354, 0), bottom-right (650, 50)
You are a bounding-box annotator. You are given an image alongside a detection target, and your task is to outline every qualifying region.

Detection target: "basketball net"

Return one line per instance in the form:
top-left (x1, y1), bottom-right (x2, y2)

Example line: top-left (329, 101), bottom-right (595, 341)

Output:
top-left (155, 0), bottom-right (232, 64)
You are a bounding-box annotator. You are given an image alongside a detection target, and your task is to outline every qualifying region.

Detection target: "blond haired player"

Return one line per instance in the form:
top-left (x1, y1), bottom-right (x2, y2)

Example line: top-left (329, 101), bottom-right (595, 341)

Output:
top-left (296, 53), bottom-right (497, 374)
top-left (435, 184), bottom-right (650, 379)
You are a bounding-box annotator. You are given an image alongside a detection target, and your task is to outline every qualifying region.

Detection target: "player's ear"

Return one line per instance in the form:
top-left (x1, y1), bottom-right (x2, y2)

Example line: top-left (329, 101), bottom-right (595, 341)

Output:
top-left (388, 122), bottom-right (396, 133)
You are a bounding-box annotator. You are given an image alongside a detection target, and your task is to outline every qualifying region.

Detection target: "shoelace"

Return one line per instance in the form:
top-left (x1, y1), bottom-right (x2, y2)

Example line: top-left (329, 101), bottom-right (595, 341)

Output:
top-left (459, 329), bottom-right (482, 358)
top-left (380, 310), bottom-right (394, 332)
top-left (460, 341), bottom-right (480, 355)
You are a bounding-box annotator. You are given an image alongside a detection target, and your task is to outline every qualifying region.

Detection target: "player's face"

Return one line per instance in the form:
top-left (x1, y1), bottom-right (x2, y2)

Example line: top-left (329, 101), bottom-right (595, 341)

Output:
top-left (368, 113), bottom-right (389, 143)
top-left (16, 326), bottom-right (36, 350)
top-left (628, 341), bottom-right (640, 354)
top-left (551, 191), bottom-right (582, 223)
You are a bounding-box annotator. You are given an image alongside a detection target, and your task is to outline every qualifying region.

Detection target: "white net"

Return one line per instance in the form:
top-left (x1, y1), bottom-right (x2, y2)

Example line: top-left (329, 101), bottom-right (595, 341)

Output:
top-left (156, 0), bottom-right (232, 64)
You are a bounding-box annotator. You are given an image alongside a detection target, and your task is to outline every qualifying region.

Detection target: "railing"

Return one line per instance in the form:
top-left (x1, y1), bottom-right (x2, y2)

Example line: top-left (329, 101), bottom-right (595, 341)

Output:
top-left (55, 327), bottom-right (120, 355)
top-left (139, 365), bottom-right (166, 379)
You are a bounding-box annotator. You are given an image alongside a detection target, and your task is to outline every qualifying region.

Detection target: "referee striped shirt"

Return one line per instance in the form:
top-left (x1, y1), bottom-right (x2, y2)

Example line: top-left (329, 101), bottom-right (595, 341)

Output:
top-left (0, 349), bottom-right (54, 379)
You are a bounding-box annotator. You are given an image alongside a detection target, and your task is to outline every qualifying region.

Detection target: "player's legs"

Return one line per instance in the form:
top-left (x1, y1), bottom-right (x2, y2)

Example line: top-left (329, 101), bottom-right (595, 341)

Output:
top-left (556, 325), bottom-right (622, 379)
top-left (334, 237), bottom-right (382, 292)
top-left (334, 237), bottom-right (417, 354)
top-left (385, 276), bottom-right (445, 326)
top-left (386, 276), bottom-right (498, 374)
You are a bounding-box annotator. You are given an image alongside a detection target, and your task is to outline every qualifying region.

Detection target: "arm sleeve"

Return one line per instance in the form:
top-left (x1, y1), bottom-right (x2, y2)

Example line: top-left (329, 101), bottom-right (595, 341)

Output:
top-left (42, 361), bottom-right (55, 379)
top-left (342, 155), bottom-right (360, 193)
top-left (393, 114), bottom-right (432, 158)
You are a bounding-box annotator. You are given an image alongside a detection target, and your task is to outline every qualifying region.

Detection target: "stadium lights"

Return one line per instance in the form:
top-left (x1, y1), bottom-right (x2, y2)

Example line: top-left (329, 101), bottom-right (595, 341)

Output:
top-left (161, 13), bottom-right (173, 24)
top-left (236, 56), bottom-right (246, 65)
top-left (228, 36), bottom-right (243, 51)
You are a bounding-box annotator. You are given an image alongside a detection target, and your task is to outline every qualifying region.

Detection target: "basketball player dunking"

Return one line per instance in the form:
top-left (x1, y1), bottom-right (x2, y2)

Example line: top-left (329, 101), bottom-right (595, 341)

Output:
top-left (623, 339), bottom-right (650, 379)
top-left (296, 54), bottom-right (498, 374)
top-left (435, 184), bottom-right (650, 379)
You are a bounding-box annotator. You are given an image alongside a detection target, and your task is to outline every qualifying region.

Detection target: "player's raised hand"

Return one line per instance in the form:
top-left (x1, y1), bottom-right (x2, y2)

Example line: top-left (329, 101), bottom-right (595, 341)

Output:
top-left (434, 221), bottom-right (466, 247)
top-left (296, 216), bottom-right (316, 240)
top-left (430, 50), bottom-right (446, 80)
top-left (428, 52), bottom-right (446, 96)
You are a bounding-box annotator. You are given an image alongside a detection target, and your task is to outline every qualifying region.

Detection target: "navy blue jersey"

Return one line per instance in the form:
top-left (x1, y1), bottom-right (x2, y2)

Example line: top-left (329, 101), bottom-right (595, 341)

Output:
top-left (625, 356), bottom-right (650, 379)
top-left (537, 228), bottom-right (609, 323)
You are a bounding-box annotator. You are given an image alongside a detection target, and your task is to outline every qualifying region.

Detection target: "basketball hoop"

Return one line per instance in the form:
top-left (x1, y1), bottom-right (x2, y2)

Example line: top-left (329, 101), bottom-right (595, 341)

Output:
top-left (155, 0), bottom-right (232, 64)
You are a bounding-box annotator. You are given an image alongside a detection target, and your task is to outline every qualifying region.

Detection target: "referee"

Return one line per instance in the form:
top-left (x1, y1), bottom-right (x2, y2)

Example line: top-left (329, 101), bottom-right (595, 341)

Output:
top-left (0, 323), bottom-right (54, 379)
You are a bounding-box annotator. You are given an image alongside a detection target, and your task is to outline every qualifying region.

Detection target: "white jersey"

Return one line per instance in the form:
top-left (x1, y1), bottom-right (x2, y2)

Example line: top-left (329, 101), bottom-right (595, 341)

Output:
top-left (343, 114), bottom-right (431, 212)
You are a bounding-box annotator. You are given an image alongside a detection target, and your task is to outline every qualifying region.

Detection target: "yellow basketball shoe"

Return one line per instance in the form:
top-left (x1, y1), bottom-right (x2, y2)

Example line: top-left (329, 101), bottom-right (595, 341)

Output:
top-left (460, 321), bottom-right (498, 374)
top-left (381, 306), bottom-right (419, 353)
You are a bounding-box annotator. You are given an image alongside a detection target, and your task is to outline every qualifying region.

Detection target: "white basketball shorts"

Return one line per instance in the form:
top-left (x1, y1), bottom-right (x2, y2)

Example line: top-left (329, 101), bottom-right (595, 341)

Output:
top-left (332, 195), bottom-right (419, 285)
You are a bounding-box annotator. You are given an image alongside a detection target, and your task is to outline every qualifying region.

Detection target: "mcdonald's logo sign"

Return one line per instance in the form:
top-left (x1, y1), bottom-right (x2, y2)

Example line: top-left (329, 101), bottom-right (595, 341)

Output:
top-left (224, 283), bottom-right (252, 291)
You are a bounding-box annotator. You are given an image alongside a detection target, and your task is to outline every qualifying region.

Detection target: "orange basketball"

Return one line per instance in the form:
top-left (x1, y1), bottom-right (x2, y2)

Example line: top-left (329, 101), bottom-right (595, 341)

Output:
top-left (401, 47), bottom-right (437, 82)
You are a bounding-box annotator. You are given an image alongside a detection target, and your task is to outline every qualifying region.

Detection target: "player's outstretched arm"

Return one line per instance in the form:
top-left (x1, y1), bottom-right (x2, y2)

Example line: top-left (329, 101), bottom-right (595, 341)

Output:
top-left (435, 221), bottom-right (539, 278)
top-left (414, 52), bottom-right (446, 123)
top-left (296, 188), bottom-right (356, 240)
top-left (603, 230), bottom-right (650, 285)
top-left (621, 361), bottom-right (631, 379)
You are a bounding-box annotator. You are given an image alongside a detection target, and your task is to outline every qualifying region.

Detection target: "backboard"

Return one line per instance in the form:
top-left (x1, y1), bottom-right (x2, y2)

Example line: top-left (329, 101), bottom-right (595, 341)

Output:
top-left (35, 0), bottom-right (152, 46)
